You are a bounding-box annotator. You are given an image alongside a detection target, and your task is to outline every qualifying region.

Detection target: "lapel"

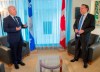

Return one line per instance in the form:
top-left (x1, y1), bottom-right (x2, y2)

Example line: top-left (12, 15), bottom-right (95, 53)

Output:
top-left (83, 13), bottom-right (89, 24)
top-left (81, 13), bottom-right (89, 28)
top-left (8, 15), bottom-right (20, 26)
top-left (8, 15), bottom-right (17, 24)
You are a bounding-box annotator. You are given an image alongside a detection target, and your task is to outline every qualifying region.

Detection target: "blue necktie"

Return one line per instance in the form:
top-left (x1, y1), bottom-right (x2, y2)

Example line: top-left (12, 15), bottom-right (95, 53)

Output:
top-left (78, 15), bottom-right (84, 30)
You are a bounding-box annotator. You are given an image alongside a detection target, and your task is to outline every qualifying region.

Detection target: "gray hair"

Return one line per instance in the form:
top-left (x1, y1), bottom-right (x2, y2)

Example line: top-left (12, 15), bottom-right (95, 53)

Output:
top-left (8, 5), bottom-right (15, 12)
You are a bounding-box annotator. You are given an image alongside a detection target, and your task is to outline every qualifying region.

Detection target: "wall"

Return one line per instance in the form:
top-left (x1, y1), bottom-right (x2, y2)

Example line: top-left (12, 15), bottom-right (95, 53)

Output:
top-left (70, 0), bottom-right (91, 39)
top-left (91, 0), bottom-right (100, 35)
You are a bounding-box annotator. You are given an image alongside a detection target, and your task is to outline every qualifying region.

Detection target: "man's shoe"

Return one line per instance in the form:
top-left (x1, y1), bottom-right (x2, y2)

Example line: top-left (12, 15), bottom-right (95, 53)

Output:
top-left (18, 61), bottom-right (25, 66)
top-left (84, 62), bottom-right (88, 68)
top-left (14, 64), bottom-right (19, 69)
top-left (70, 59), bottom-right (78, 62)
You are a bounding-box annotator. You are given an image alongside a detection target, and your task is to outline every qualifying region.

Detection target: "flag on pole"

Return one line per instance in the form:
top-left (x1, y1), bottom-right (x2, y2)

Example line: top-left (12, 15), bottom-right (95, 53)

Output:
top-left (28, 0), bottom-right (35, 51)
top-left (60, 0), bottom-right (66, 49)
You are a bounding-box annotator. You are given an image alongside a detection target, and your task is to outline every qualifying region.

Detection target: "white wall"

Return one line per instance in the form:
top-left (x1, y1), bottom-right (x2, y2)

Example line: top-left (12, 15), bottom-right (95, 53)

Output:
top-left (70, 0), bottom-right (91, 39)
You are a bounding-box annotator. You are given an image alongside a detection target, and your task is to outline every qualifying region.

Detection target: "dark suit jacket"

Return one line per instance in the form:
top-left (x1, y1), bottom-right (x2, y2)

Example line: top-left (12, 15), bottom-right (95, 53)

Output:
top-left (3, 15), bottom-right (25, 43)
top-left (73, 13), bottom-right (95, 38)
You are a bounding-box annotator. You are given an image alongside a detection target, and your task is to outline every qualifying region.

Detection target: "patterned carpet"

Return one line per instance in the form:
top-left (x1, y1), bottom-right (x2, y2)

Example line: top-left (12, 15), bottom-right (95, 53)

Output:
top-left (4, 49), bottom-right (100, 72)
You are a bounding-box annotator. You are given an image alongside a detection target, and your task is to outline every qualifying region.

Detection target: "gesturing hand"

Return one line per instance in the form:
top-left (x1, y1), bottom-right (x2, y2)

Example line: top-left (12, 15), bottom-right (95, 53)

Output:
top-left (23, 24), bottom-right (28, 28)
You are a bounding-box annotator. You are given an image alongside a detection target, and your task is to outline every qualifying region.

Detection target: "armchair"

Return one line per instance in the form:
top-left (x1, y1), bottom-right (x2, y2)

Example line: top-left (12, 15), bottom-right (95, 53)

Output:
top-left (68, 34), bottom-right (100, 63)
top-left (0, 62), bottom-right (5, 72)
top-left (0, 36), bottom-right (30, 64)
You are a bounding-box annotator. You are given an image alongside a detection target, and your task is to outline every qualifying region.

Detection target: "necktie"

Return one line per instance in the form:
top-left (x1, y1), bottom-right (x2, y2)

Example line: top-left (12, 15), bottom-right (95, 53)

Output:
top-left (78, 15), bottom-right (84, 30)
top-left (14, 16), bottom-right (19, 25)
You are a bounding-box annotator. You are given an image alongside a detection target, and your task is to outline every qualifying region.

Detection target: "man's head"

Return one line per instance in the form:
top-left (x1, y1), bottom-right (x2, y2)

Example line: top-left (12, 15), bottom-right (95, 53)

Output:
top-left (8, 6), bottom-right (17, 16)
top-left (80, 4), bottom-right (89, 15)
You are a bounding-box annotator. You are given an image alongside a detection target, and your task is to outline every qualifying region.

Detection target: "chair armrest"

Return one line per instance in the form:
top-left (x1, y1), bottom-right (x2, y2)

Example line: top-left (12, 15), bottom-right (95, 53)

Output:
top-left (68, 39), bottom-right (75, 46)
top-left (22, 41), bottom-right (30, 56)
top-left (23, 41), bottom-right (29, 50)
top-left (0, 46), bottom-right (10, 51)
top-left (68, 39), bottom-right (75, 49)
top-left (0, 62), bottom-right (5, 72)
top-left (88, 43), bottom-right (100, 61)
top-left (0, 46), bottom-right (12, 64)
top-left (68, 39), bottom-right (75, 44)
top-left (67, 39), bottom-right (75, 54)
top-left (89, 43), bottom-right (100, 50)
top-left (23, 41), bottom-right (28, 47)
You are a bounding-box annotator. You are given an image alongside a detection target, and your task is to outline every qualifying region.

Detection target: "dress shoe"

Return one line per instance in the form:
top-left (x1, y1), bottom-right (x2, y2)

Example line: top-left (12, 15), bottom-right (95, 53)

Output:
top-left (18, 61), bottom-right (25, 66)
top-left (70, 59), bottom-right (78, 62)
top-left (14, 64), bottom-right (19, 69)
top-left (84, 62), bottom-right (88, 68)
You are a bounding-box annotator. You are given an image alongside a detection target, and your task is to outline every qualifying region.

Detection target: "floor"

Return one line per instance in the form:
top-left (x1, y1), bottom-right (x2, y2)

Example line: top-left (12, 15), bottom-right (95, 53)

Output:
top-left (3, 49), bottom-right (100, 72)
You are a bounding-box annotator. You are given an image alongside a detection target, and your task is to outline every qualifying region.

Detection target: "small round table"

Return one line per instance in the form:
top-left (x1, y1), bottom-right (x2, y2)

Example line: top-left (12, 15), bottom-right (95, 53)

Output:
top-left (40, 56), bottom-right (62, 72)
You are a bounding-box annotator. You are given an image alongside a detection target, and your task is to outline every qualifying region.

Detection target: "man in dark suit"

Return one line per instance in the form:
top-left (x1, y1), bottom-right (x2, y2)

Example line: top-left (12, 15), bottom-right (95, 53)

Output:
top-left (3, 6), bottom-right (27, 69)
top-left (70, 4), bottom-right (95, 68)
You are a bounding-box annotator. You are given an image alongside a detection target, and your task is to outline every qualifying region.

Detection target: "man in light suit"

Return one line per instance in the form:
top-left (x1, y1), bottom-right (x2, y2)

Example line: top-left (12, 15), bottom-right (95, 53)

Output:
top-left (70, 4), bottom-right (95, 68)
top-left (3, 6), bottom-right (27, 69)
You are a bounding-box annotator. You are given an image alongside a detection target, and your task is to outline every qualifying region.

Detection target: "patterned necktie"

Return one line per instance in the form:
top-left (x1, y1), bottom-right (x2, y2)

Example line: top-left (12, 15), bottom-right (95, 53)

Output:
top-left (78, 15), bottom-right (84, 30)
top-left (14, 16), bottom-right (19, 25)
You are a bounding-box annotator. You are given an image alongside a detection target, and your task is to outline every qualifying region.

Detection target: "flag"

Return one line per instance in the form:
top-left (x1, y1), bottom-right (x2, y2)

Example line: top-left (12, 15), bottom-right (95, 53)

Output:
top-left (28, 0), bottom-right (35, 51)
top-left (60, 0), bottom-right (66, 49)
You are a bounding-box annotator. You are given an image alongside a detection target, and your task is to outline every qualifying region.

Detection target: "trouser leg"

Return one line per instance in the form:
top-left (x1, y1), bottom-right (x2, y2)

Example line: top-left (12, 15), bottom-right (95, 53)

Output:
top-left (74, 37), bottom-right (81, 59)
top-left (17, 41), bottom-right (23, 62)
top-left (9, 42), bottom-right (18, 64)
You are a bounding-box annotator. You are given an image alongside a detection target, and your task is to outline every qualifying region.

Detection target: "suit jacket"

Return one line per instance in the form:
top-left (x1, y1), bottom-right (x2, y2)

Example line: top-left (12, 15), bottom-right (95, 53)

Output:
top-left (3, 15), bottom-right (25, 43)
top-left (73, 13), bottom-right (95, 38)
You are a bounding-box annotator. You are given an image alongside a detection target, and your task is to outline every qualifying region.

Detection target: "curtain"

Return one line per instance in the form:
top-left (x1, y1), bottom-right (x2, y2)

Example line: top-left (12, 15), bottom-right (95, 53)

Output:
top-left (31, 0), bottom-right (62, 48)
top-left (15, 0), bottom-right (29, 41)
top-left (66, 0), bottom-right (72, 43)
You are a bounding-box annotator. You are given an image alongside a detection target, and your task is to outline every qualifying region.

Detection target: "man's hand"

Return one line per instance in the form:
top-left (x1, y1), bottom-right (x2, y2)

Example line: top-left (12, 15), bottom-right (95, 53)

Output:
top-left (23, 24), bottom-right (28, 28)
top-left (79, 29), bottom-right (84, 34)
top-left (75, 29), bottom-right (79, 33)
top-left (16, 26), bottom-right (21, 31)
